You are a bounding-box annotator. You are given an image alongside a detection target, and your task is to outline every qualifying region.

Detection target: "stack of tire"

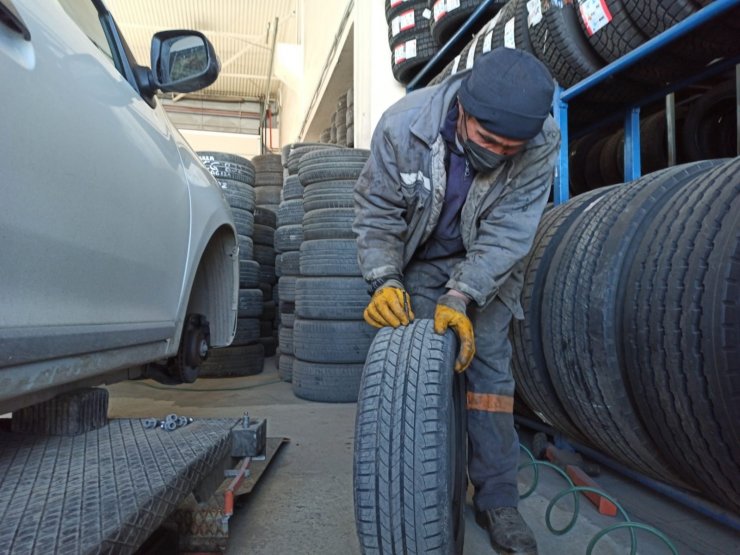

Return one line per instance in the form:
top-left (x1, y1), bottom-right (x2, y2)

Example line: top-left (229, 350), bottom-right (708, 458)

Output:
top-left (292, 148), bottom-right (375, 402)
top-left (429, 0), bottom-right (507, 46)
top-left (511, 157), bottom-right (740, 512)
top-left (196, 151), bottom-right (264, 376)
top-left (329, 112), bottom-right (338, 145)
top-left (386, 0), bottom-right (437, 85)
top-left (346, 87), bottom-right (355, 148)
top-left (320, 127), bottom-right (331, 143)
top-left (335, 92), bottom-right (349, 147)
top-left (252, 154), bottom-right (283, 356)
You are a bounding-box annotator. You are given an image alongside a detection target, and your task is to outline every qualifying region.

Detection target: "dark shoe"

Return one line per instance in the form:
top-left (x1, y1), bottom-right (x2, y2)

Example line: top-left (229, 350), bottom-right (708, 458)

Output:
top-left (475, 507), bottom-right (538, 554)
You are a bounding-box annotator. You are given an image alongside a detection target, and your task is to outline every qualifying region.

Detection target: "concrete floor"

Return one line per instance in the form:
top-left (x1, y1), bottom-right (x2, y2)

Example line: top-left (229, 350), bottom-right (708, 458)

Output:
top-left (107, 357), bottom-right (739, 555)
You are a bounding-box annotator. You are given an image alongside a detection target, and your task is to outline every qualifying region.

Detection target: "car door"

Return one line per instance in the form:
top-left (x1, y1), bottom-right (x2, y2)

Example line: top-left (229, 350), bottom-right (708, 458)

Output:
top-left (0, 0), bottom-right (191, 365)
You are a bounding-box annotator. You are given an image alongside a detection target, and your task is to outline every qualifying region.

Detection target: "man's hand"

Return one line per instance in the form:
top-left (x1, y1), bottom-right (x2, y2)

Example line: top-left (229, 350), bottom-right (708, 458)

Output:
top-left (364, 279), bottom-right (415, 328)
top-left (434, 291), bottom-right (475, 372)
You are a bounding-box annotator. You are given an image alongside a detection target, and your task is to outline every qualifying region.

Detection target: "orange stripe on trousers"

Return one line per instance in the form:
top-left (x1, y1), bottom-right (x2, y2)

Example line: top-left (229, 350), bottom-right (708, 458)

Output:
top-left (466, 392), bottom-right (514, 413)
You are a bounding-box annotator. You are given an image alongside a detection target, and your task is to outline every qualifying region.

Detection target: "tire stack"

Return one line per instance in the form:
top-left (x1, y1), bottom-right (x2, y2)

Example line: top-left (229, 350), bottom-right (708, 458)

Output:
top-left (252, 154), bottom-right (283, 356)
top-left (292, 148), bottom-right (375, 402)
top-left (429, 0), bottom-right (507, 46)
top-left (329, 112), bottom-right (338, 145)
top-left (335, 92), bottom-right (348, 147)
top-left (196, 151), bottom-right (265, 376)
top-left (319, 127), bottom-right (331, 143)
top-left (386, 0), bottom-right (437, 85)
top-left (346, 87), bottom-right (354, 148)
top-left (511, 157), bottom-right (740, 512)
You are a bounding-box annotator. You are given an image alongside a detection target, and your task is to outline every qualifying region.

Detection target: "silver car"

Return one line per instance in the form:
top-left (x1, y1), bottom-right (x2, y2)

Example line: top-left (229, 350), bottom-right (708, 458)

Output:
top-left (0, 0), bottom-right (239, 413)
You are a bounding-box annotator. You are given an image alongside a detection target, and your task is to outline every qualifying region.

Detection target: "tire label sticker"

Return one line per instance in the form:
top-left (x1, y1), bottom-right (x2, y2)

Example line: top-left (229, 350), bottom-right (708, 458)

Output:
top-left (422, 8), bottom-right (432, 19)
top-left (392, 9), bottom-right (415, 36)
top-left (527, 0), bottom-right (543, 27)
top-left (394, 39), bottom-right (417, 64)
top-left (433, 0), bottom-right (461, 21)
top-left (579, 0), bottom-right (612, 36)
top-left (504, 17), bottom-right (516, 48)
top-left (466, 35), bottom-right (479, 68)
top-left (483, 30), bottom-right (493, 52)
top-left (451, 54), bottom-right (461, 73)
top-left (390, 0), bottom-right (406, 8)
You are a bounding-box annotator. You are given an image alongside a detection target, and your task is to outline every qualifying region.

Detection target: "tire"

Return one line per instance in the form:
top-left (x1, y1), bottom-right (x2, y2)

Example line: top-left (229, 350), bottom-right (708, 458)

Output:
top-left (431, 0), bottom-right (502, 46)
top-left (238, 289), bottom-right (263, 318)
top-left (391, 32), bottom-right (438, 85)
top-left (252, 154), bottom-right (283, 173)
top-left (199, 343), bottom-right (265, 377)
top-left (217, 179), bottom-right (256, 212)
top-left (254, 206), bottom-right (277, 228)
top-left (282, 175), bottom-right (303, 200)
top-left (240, 259), bottom-right (260, 289)
top-left (279, 325), bottom-right (294, 356)
top-left (292, 360), bottom-right (364, 403)
top-left (259, 264), bottom-right (277, 285)
top-left (682, 80), bottom-right (738, 161)
top-left (198, 151), bottom-right (255, 185)
top-left (298, 149), bottom-right (370, 186)
top-left (278, 276), bottom-right (297, 303)
top-left (252, 223), bottom-right (275, 246)
top-left (232, 208), bottom-right (255, 237)
top-left (259, 336), bottom-right (278, 357)
top-left (295, 277), bottom-right (367, 320)
top-left (300, 239), bottom-right (361, 277)
top-left (303, 208), bottom-right (356, 240)
top-left (280, 251), bottom-right (301, 276)
top-left (280, 311), bottom-right (295, 328)
top-left (302, 180), bottom-right (356, 213)
top-left (293, 319), bottom-right (375, 364)
top-left (232, 318), bottom-right (261, 346)
top-left (275, 225), bottom-right (304, 253)
top-left (511, 187), bottom-right (614, 444)
top-left (237, 235), bottom-right (254, 261)
top-left (542, 163), bottom-right (721, 483)
top-left (278, 354), bottom-right (294, 382)
top-left (354, 320), bottom-right (466, 554)
top-left (277, 199), bottom-right (305, 227)
top-left (254, 244), bottom-right (276, 267)
top-left (347, 124), bottom-right (354, 148)
top-left (622, 158), bottom-right (740, 511)
top-left (598, 132), bottom-right (624, 185)
top-left (261, 301), bottom-right (276, 322)
top-left (256, 185), bottom-right (283, 205)
top-left (287, 144), bottom-right (344, 175)
top-left (255, 171), bottom-right (284, 187)
top-left (336, 124), bottom-right (347, 146)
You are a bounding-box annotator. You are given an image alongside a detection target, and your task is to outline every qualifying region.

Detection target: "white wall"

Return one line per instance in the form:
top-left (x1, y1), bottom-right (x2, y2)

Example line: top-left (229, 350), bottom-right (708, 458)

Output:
top-left (180, 129), bottom-right (280, 158)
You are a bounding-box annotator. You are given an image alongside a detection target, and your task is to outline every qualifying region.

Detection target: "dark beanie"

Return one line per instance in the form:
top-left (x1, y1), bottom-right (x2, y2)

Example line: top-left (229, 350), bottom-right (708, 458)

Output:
top-left (458, 47), bottom-right (554, 141)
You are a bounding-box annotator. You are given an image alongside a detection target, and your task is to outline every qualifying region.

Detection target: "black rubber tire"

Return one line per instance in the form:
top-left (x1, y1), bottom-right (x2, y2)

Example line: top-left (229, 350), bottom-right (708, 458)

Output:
top-left (252, 154), bottom-right (283, 173)
top-left (278, 354), bottom-right (294, 382)
top-left (199, 343), bottom-right (265, 377)
top-left (430, 0), bottom-right (498, 46)
top-left (279, 325), bottom-right (294, 356)
top-left (387, 0), bottom-right (428, 46)
top-left (300, 239), bottom-right (361, 277)
top-left (583, 135), bottom-right (610, 189)
top-left (238, 289), bottom-right (263, 318)
top-left (278, 276), bottom-right (297, 303)
top-left (240, 259), bottom-right (260, 288)
top-left (622, 0), bottom-right (696, 37)
top-left (319, 129), bottom-right (332, 144)
top-left (354, 320), bottom-right (466, 554)
top-left (280, 311), bottom-right (295, 328)
top-left (542, 163), bottom-right (722, 483)
top-left (298, 149), bottom-right (370, 186)
top-left (303, 208), bottom-right (356, 240)
top-left (279, 251), bottom-right (301, 276)
top-left (261, 300), bottom-right (276, 322)
top-left (622, 158), bottom-right (740, 511)
top-left (302, 180), bottom-right (356, 213)
top-left (511, 187), bottom-right (614, 444)
top-left (232, 208), bottom-right (255, 238)
top-left (293, 319), bottom-right (375, 364)
top-left (275, 225), bottom-right (303, 253)
top-left (237, 235), bottom-right (254, 262)
top-left (682, 80), bottom-right (738, 161)
top-left (292, 360), bottom-right (364, 403)
top-left (198, 152), bottom-right (255, 185)
top-left (254, 244), bottom-right (276, 267)
top-left (255, 171), bottom-right (284, 187)
top-left (575, 0), bottom-right (645, 63)
top-left (295, 277), bottom-right (367, 320)
top-left (254, 206), bottom-right (277, 228)
top-left (259, 336), bottom-right (278, 358)
top-left (259, 264), bottom-right (277, 285)
top-left (258, 282), bottom-right (272, 300)
top-left (232, 318), bottom-right (261, 346)
top-left (390, 31), bottom-right (438, 85)
top-left (282, 175), bottom-right (303, 200)
top-left (277, 199), bottom-right (305, 227)
top-left (287, 144), bottom-right (343, 175)
top-left (252, 223), bottom-right (275, 246)
top-left (218, 179), bottom-right (256, 212)
top-left (336, 124), bottom-right (347, 146)
top-left (256, 185), bottom-right (283, 205)
top-left (598, 132), bottom-right (624, 185)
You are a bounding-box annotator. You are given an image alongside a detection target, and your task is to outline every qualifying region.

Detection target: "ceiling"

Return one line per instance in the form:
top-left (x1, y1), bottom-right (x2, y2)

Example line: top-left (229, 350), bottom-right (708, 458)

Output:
top-left (105, 0), bottom-right (299, 100)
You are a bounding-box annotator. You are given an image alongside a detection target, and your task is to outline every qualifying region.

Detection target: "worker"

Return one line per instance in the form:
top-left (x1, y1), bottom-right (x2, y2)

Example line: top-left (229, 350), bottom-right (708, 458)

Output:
top-left (353, 47), bottom-right (559, 554)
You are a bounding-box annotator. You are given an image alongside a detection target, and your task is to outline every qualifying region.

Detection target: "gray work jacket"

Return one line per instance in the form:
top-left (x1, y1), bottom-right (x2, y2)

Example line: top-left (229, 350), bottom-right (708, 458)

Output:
top-left (352, 71), bottom-right (560, 319)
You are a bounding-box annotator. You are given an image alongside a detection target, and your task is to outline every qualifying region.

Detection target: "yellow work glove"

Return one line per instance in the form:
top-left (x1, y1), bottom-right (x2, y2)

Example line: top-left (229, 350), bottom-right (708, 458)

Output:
top-left (363, 279), bottom-right (414, 328)
top-left (434, 292), bottom-right (475, 372)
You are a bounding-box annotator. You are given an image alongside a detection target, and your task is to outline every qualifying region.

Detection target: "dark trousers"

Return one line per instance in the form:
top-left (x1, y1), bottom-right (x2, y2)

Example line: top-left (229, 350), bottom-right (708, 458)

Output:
top-left (404, 257), bottom-right (519, 510)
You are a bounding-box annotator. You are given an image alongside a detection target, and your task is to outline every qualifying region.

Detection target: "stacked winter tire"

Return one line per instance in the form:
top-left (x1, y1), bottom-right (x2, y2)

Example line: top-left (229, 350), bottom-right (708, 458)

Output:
top-left (293, 148), bottom-right (375, 402)
top-left (511, 157), bottom-right (740, 512)
top-left (196, 151), bottom-right (265, 377)
top-left (345, 87), bottom-right (354, 147)
top-left (386, 0), bottom-right (437, 85)
top-left (252, 154), bottom-right (283, 356)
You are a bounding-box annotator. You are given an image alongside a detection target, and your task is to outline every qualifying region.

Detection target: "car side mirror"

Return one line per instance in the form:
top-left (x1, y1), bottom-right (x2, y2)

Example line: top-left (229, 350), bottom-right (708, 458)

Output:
top-left (148, 30), bottom-right (220, 94)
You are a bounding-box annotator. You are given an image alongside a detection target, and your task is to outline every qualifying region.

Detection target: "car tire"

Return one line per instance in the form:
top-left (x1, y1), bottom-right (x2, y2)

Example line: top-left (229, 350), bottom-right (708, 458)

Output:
top-left (240, 259), bottom-right (260, 288)
top-left (300, 239), bottom-right (361, 277)
top-left (278, 354), bottom-right (294, 382)
top-left (199, 344), bottom-right (264, 377)
top-left (298, 149), bottom-right (370, 186)
top-left (277, 199), bottom-right (305, 227)
top-left (238, 289), bottom-right (264, 318)
top-left (292, 360), bottom-right (364, 403)
top-left (256, 185), bottom-right (283, 205)
top-left (295, 277), bottom-right (367, 320)
top-left (232, 318), bottom-right (261, 346)
top-left (293, 319), bottom-right (375, 364)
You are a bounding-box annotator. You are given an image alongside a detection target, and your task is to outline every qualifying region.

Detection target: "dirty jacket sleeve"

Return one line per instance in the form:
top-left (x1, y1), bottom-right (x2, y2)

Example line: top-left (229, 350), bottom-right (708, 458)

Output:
top-left (447, 138), bottom-right (559, 308)
top-left (353, 121), bottom-right (408, 282)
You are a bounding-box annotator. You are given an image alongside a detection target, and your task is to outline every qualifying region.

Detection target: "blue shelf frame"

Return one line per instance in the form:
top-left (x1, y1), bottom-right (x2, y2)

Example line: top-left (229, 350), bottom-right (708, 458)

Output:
top-left (553, 0), bottom-right (740, 204)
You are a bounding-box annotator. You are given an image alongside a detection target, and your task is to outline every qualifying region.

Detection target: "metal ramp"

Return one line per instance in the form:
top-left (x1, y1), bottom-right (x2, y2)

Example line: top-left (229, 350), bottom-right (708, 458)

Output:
top-left (0, 418), bottom-right (237, 554)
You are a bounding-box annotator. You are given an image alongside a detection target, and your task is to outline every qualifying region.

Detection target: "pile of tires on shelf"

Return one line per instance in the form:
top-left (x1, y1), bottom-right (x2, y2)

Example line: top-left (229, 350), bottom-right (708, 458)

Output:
top-left (319, 88), bottom-right (354, 147)
top-left (511, 157), bottom-right (740, 513)
top-left (196, 151), bottom-right (265, 377)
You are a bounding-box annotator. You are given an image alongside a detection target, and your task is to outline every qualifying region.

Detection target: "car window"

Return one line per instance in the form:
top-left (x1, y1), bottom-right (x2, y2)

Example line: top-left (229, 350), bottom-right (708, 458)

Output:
top-left (57, 0), bottom-right (114, 61)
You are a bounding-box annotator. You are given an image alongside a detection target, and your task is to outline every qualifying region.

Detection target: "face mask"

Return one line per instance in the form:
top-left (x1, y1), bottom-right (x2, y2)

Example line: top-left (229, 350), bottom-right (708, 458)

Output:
top-left (462, 139), bottom-right (509, 173)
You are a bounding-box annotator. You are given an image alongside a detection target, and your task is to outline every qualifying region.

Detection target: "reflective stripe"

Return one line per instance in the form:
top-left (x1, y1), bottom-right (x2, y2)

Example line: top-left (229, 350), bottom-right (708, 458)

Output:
top-left (466, 392), bottom-right (514, 413)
